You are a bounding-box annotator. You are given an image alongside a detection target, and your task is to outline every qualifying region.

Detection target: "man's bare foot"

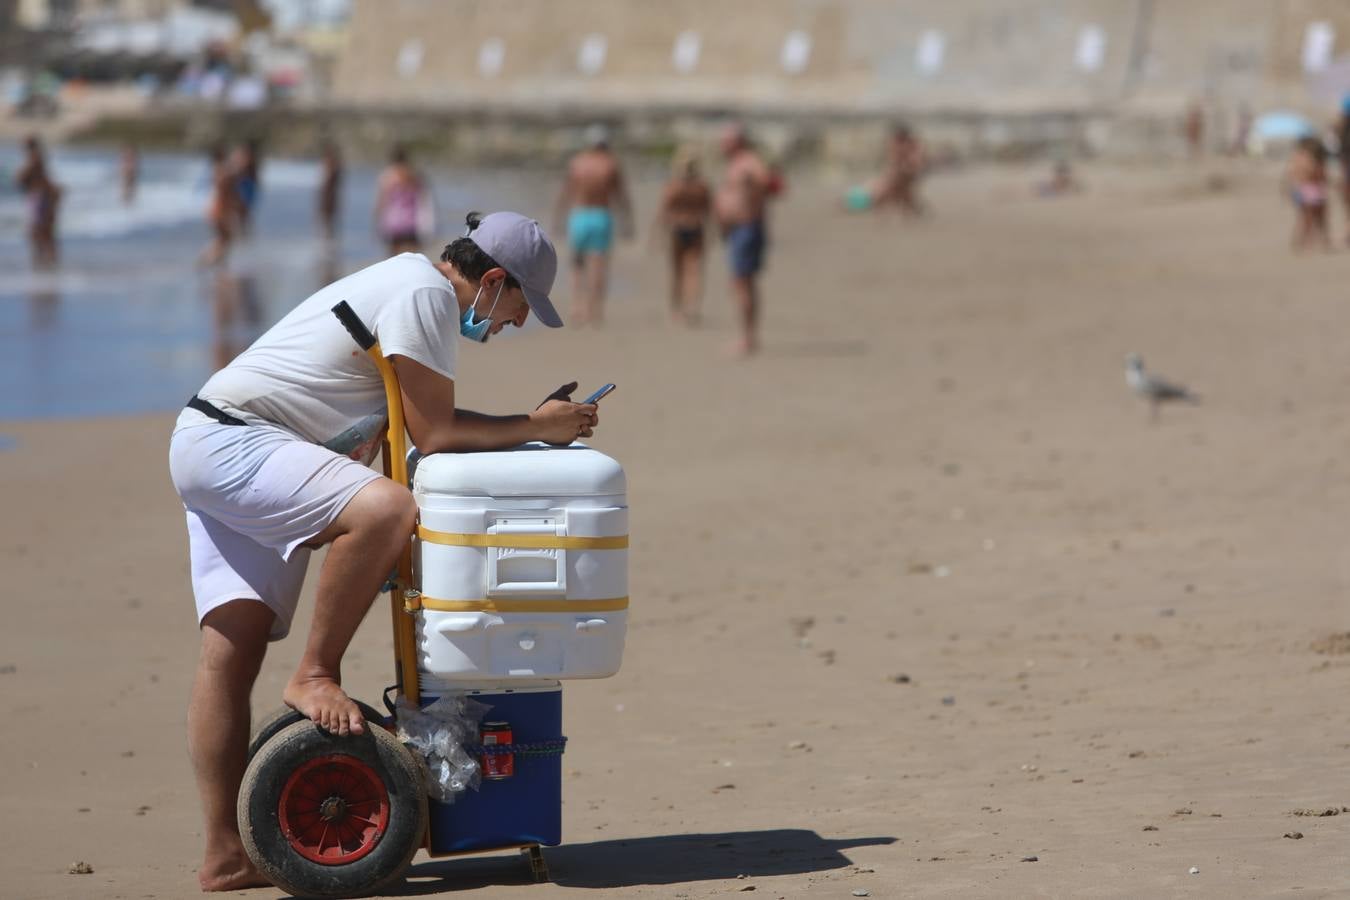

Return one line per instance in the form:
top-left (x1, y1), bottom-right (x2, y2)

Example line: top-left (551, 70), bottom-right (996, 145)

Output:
top-left (199, 850), bottom-right (270, 892)
top-left (728, 337), bottom-right (756, 358)
top-left (283, 674), bottom-right (365, 736)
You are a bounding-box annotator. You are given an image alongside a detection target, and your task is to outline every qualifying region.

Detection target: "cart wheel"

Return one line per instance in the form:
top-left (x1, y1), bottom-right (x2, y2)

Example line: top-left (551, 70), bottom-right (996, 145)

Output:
top-left (239, 720), bottom-right (427, 899)
top-left (248, 701), bottom-right (385, 764)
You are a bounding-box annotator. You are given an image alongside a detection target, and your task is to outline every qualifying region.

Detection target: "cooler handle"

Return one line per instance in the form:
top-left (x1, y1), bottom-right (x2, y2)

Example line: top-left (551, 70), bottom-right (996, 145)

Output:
top-left (487, 517), bottom-right (567, 597)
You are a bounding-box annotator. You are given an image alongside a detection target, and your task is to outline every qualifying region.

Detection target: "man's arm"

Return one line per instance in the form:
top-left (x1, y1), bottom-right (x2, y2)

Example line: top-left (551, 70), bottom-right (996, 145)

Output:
top-left (613, 165), bottom-right (635, 238)
top-left (391, 355), bottom-right (596, 454)
top-left (553, 164), bottom-right (575, 234)
top-left (744, 157), bottom-right (771, 206)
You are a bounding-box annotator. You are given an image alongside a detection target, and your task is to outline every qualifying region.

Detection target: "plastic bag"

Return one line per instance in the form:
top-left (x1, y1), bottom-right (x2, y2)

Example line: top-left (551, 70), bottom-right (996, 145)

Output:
top-left (395, 694), bottom-right (491, 803)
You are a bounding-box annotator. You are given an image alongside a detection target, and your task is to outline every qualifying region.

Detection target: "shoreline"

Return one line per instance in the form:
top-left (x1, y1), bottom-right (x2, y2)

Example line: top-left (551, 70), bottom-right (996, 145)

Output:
top-left (2, 96), bottom-right (1249, 169)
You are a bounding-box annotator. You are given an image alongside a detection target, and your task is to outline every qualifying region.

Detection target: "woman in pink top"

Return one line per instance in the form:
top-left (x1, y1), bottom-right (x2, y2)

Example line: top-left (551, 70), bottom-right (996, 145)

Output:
top-left (374, 145), bottom-right (433, 255)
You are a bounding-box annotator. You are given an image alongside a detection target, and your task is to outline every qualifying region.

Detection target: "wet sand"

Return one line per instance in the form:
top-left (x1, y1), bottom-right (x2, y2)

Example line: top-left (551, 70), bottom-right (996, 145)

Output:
top-left (4, 159), bottom-right (1350, 898)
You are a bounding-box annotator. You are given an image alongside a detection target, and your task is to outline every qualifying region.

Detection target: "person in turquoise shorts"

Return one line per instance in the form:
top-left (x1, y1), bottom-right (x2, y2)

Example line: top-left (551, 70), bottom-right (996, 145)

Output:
top-left (554, 124), bottom-right (633, 325)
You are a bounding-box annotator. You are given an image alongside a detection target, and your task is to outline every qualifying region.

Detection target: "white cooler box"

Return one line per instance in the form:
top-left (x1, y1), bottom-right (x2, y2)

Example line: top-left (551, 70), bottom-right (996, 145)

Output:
top-left (412, 443), bottom-right (628, 687)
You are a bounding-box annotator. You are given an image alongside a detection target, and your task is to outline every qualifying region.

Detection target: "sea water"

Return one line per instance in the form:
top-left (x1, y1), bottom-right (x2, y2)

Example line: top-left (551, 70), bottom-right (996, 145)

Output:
top-left (0, 143), bottom-right (555, 421)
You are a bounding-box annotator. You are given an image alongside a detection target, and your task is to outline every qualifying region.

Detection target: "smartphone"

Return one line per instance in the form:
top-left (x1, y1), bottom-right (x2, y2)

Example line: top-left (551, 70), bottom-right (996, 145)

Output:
top-left (582, 383), bottom-right (616, 404)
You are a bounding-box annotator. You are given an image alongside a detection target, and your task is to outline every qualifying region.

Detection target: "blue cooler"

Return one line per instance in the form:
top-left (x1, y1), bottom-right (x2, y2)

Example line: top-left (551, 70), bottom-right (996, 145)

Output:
top-left (425, 683), bottom-right (564, 854)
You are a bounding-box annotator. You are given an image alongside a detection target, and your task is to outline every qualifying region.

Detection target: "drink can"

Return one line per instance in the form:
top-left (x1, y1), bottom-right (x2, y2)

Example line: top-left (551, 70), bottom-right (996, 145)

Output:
top-left (480, 721), bottom-right (514, 780)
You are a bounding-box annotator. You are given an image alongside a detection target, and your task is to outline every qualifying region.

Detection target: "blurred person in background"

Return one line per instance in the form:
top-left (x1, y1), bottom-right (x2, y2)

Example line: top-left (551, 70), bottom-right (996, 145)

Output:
top-left (715, 123), bottom-right (776, 356)
top-left (1035, 160), bottom-right (1082, 197)
top-left (120, 142), bottom-right (140, 205)
top-left (201, 145), bottom-right (241, 267)
top-left (374, 144), bottom-right (434, 256)
top-left (15, 135), bottom-right (61, 269)
top-left (317, 141), bottom-right (343, 240)
top-left (1285, 135), bottom-right (1331, 253)
top-left (845, 123), bottom-right (928, 215)
top-left (880, 123), bottom-right (928, 215)
top-left (554, 124), bottom-right (634, 325)
top-left (654, 149), bottom-right (711, 326)
top-left (1229, 102), bottom-right (1253, 156)
top-left (1335, 96), bottom-right (1350, 244)
top-left (232, 139), bottom-right (262, 235)
top-left (1184, 102), bottom-right (1205, 158)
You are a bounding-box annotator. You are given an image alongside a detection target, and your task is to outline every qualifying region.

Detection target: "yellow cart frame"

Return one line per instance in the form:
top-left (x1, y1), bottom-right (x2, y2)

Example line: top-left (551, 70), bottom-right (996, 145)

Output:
top-left (332, 302), bottom-right (550, 878)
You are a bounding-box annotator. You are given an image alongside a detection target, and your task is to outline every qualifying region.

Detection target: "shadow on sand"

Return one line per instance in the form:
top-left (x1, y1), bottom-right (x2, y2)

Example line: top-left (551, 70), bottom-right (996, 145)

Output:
top-left (384, 829), bottom-right (896, 894)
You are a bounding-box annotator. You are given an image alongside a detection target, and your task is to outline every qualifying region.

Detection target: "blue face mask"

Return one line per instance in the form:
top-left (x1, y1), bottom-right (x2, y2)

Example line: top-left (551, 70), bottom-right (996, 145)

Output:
top-left (459, 280), bottom-right (504, 343)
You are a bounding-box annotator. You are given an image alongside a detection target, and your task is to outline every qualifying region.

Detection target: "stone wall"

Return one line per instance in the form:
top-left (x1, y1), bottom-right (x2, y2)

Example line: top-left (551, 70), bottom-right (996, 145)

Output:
top-left (332, 0), bottom-right (1344, 115)
top-left (70, 2), bottom-right (1350, 165)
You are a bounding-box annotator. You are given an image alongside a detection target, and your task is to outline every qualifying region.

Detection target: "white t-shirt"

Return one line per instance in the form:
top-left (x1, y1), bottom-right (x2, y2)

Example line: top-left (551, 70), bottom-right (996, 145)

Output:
top-left (178, 253), bottom-right (457, 457)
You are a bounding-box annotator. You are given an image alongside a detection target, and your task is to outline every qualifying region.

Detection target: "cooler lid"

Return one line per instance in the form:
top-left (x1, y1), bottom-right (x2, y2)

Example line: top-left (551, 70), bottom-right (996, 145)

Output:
top-left (413, 442), bottom-right (626, 497)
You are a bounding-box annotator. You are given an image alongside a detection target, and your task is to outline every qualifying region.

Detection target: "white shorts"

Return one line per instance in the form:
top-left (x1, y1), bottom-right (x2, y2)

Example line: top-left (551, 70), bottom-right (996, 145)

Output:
top-left (169, 418), bottom-right (382, 640)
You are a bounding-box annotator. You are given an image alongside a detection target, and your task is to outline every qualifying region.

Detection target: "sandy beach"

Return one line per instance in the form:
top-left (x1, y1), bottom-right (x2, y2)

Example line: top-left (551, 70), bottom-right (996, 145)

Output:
top-left (4, 158), bottom-right (1350, 898)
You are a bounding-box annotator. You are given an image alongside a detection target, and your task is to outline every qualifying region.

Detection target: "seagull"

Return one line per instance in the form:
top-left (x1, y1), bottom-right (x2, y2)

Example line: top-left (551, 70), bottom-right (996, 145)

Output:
top-left (1125, 353), bottom-right (1200, 421)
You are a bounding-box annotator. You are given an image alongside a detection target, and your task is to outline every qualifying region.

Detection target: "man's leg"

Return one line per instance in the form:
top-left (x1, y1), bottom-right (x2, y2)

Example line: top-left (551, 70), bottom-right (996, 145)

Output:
top-left (1319, 209), bottom-right (1333, 250)
top-left (586, 252), bottom-right (609, 324)
top-left (681, 246), bottom-right (704, 324)
top-left (283, 477), bottom-right (416, 736)
top-left (570, 250), bottom-right (589, 324)
top-left (668, 241), bottom-right (684, 322)
top-left (730, 274), bottom-right (759, 356)
top-left (189, 599), bottom-right (275, 892)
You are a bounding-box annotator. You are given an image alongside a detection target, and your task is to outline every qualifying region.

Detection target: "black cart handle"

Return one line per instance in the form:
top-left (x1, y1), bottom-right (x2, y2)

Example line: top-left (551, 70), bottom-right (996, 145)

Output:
top-left (332, 301), bottom-right (376, 351)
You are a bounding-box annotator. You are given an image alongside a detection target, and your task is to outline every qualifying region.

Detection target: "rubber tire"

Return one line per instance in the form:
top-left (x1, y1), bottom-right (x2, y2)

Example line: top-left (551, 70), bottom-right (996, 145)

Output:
top-left (248, 701), bottom-right (385, 765)
top-left (239, 720), bottom-right (428, 899)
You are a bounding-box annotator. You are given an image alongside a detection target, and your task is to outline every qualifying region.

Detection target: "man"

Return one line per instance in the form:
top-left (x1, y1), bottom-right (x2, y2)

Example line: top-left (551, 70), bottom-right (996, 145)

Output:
top-left (169, 211), bottom-right (597, 891)
top-left (879, 124), bottom-right (927, 215)
top-left (232, 138), bottom-right (262, 235)
top-left (554, 124), bottom-right (633, 325)
top-left (714, 124), bottom-right (775, 356)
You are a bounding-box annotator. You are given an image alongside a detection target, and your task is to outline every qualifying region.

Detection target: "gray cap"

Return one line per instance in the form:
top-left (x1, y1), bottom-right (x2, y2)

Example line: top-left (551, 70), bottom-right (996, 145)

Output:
top-left (468, 212), bottom-right (563, 327)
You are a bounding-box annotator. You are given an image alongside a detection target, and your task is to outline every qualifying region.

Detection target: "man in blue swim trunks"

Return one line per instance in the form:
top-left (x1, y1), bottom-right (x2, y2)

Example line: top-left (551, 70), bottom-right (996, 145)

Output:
top-left (555, 124), bottom-right (633, 325)
top-left (715, 124), bottom-right (776, 356)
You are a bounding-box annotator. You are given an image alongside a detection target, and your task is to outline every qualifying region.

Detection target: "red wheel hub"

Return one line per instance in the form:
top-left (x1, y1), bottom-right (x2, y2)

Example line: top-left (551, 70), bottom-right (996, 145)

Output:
top-left (278, 754), bottom-right (390, 864)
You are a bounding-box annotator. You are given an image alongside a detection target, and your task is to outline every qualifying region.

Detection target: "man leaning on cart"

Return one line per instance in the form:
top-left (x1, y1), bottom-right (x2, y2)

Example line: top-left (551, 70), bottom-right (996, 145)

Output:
top-left (168, 212), bottom-right (598, 891)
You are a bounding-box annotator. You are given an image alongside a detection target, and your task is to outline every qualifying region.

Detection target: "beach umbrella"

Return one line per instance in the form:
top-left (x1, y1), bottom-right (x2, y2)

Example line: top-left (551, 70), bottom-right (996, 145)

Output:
top-left (1252, 110), bottom-right (1317, 141)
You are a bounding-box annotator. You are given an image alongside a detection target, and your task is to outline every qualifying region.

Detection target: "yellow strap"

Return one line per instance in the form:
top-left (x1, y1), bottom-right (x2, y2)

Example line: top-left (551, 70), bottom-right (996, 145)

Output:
top-left (417, 525), bottom-right (628, 551)
top-left (416, 596), bottom-right (629, 614)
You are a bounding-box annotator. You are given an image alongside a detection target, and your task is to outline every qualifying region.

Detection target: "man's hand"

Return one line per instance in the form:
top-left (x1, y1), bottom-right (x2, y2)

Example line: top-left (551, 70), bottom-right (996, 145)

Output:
top-left (531, 399), bottom-right (598, 446)
top-left (537, 381), bottom-right (578, 410)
